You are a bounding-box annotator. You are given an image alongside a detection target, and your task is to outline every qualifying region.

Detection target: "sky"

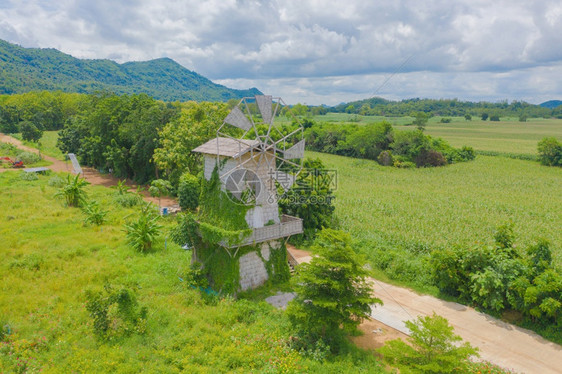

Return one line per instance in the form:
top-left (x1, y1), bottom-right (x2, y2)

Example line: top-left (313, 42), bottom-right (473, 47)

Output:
top-left (0, 0), bottom-right (561, 105)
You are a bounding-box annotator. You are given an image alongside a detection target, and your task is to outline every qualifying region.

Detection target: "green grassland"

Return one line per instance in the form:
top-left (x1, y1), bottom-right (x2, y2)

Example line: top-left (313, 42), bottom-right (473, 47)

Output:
top-left (296, 113), bottom-right (562, 157)
top-left (0, 171), bottom-right (383, 373)
top-left (11, 131), bottom-right (65, 161)
top-left (406, 117), bottom-right (562, 156)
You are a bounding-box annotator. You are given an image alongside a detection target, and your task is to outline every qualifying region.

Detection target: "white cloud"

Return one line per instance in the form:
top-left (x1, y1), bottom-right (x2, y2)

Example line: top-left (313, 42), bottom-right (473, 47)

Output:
top-left (0, 0), bottom-right (561, 104)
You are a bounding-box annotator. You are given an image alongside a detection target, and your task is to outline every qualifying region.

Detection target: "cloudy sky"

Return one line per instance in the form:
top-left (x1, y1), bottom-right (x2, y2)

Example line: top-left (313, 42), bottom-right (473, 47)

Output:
top-left (1, 0), bottom-right (561, 105)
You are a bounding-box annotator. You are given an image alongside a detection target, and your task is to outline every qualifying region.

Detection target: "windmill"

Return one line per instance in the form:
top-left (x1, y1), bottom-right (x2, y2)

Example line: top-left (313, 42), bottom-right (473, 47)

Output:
top-left (192, 94), bottom-right (305, 291)
top-left (194, 95), bottom-right (305, 229)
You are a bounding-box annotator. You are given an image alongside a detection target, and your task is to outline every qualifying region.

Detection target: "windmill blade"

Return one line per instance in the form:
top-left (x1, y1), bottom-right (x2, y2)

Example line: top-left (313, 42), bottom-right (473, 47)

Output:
top-left (224, 106), bottom-right (252, 131)
top-left (255, 95), bottom-right (273, 124)
top-left (272, 171), bottom-right (296, 191)
top-left (284, 139), bottom-right (305, 159)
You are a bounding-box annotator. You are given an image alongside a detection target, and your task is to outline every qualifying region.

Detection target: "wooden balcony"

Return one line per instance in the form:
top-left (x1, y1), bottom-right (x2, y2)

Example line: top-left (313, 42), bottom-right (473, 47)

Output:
top-left (220, 214), bottom-right (303, 248)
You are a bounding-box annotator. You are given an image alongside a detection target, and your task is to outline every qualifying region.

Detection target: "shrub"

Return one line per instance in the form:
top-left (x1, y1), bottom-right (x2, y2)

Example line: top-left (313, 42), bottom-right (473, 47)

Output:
top-left (85, 284), bottom-right (147, 340)
top-left (178, 172), bottom-right (200, 211)
top-left (124, 203), bottom-right (163, 253)
top-left (457, 146), bottom-right (476, 161)
top-left (490, 115), bottom-right (500, 121)
top-left (48, 176), bottom-right (65, 187)
top-left (377, 150), bottom-right (393, 166)
top-left (16, 151), bottom-right (40, 164)
top-left (537, 137), bottom-right (562, 166)
top-left (464, 114), bottom-right (472, 120)
top-left (20, 171), bottom-right (38, 181)
top-left (114, 192), bottom-right (142, 207)
top-left (440, 117), bottom-right (452, 123)
top-left (415, 149), bottom-right (447, 167)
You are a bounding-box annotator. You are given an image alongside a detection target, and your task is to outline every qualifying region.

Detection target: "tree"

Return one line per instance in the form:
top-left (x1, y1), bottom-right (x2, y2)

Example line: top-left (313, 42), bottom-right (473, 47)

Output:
top-left (153, 102), bottom-right (230, 187)
top-left (464, 114), bottom-right (472, 121)
top-left (279, 158), bottom-right (335, 242)
top-left (286, 229), bottom-right (381, 342)
top-left (177, 172), bottom-right (200, 211)
top-left (124, 203), bottom-right (163, 253)
top-left (379, 313), bottom-right (479, 373)
top-left (481, 113), bottom-right (489, 121)
top-left (413, 112), bottom-right (429, 131)
top-left (19, 121), bottom-right (43, 142)
top-left (148, 179), bottom-right (172, 210)
top-left (537, 137), bottom-right (562, 166)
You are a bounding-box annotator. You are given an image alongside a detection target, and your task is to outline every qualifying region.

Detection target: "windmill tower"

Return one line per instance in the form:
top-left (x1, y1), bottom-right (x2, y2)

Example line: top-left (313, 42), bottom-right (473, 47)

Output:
top-left (192, 95), bottom-right (304, 291)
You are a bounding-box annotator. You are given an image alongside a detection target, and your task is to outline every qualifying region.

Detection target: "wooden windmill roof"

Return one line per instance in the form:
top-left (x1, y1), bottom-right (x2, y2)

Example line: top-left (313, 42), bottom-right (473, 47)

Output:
top-left (192, 137), bottom-right (259, 158)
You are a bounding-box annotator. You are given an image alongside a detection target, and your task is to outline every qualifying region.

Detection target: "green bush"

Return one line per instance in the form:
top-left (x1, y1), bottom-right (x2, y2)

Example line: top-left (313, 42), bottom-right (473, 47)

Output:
top-left (377, 150), bottom-right (393, 166)
top-left (178, 172), bottom-right (200, 211)
top-left (114, 192), bottom-right (142, 207)
top-left (47, 175), bottom-right (65, 187)
top-left (85, 284), bottom-right (147, 340)
top-left (415, 149), bottom-right (447, 167)
top-left (16, 151), bottom-right (40, 164)
top-left (20, 171), bottom-right (38, 181)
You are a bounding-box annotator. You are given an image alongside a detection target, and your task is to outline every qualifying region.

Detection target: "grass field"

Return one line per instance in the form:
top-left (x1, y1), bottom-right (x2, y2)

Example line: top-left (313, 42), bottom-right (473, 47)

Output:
top-left (11, 131), bottom-right (65, 160)
top-left (404, 117), bottom-right (562, 156)
top-left (0, 171), bottom-right (383, 373)
top-left (309, 151), bottom-right (562, 289)
top-left (297, 113), bottom-right (562, 157)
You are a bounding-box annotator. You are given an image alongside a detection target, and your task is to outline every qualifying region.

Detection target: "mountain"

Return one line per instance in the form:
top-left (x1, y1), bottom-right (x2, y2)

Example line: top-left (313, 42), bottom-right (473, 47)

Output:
top-left (0, 39), bottom-right (261, 101)
top-left (539, 100), bottom-right (562, 109)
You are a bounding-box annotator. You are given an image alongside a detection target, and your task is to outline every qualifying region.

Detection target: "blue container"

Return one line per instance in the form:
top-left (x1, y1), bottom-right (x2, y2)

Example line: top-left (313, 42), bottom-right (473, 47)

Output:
top-left (162, 207), bottom-right (168, 215)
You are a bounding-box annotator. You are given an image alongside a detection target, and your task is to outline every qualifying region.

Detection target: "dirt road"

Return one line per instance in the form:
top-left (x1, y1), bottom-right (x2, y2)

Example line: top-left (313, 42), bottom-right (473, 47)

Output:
top-left (0, 133), bottom-right (177, 207)
top-left (287, 246), bottom-right (562, 374)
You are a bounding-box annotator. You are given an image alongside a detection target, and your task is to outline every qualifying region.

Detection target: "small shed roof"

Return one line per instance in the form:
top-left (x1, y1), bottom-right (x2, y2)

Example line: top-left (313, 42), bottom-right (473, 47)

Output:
top-left (192, 137), bottom-right (259, 158)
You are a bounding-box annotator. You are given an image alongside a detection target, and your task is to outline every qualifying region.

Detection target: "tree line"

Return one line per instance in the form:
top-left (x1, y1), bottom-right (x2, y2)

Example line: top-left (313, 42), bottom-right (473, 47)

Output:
top-left (305, 121), bottom-right (475, 168)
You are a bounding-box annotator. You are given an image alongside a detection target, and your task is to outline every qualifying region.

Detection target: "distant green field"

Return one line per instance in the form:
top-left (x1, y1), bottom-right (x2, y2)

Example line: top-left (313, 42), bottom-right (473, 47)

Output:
top-left (297, 113), bottom-right (562, 156)
top-left (404, 117), bottom-right (562, 156)
top-left (309, 151), bottom-right (562, 271)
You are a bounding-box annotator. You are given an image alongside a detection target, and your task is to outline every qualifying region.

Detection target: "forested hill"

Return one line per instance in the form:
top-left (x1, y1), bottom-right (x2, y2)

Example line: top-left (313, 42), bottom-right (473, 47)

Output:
top-left (332, 96), bottom-right (560, 118)
top-left (0, 39), bottom-right (261, 101)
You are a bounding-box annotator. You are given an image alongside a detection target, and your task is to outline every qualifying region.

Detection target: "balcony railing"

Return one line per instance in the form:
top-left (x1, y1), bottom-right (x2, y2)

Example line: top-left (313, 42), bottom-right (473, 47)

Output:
top-left (220, 214), bottom-right (303, 248)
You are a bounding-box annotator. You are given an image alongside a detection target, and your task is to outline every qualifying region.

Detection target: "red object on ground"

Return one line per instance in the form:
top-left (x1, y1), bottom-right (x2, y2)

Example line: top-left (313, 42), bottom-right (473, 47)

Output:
top-left (12, 160), bottom-right (24, 168)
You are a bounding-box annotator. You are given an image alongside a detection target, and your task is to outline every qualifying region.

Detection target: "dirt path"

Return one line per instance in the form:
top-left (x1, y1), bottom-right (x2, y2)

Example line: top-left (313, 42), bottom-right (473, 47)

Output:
top-left (0, 133), bottom-right (178, 207)
top-left (287, 246), bottom-right (562, 374)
